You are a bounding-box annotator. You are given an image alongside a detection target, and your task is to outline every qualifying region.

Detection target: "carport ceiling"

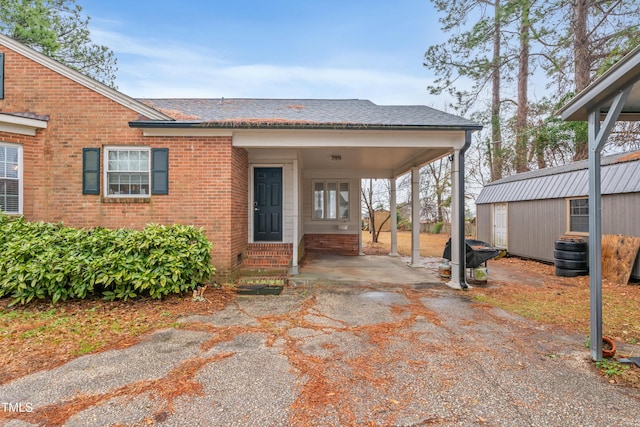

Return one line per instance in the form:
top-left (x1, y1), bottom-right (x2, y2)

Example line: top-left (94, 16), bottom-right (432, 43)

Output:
top-left (299, 146), bottom-right (452, 176)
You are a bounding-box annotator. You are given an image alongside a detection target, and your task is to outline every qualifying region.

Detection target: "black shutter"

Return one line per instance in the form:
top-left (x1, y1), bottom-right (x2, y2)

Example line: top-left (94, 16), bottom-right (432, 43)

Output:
top-left (82, 148), bottom-right (100, 195)
top-left (151, 148), bottom-right (169, 195)
top-left (0, 52), bottom-right (4, 99)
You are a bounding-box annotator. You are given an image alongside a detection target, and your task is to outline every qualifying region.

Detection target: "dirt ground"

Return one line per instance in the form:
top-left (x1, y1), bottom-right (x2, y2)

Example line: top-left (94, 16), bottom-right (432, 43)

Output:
top-left (362, 230), bottom-right (450, 257)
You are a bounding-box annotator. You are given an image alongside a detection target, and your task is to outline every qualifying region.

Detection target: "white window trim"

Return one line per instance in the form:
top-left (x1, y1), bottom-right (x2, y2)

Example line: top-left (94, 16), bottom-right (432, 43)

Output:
top-left (312, 179), bottom-right (350, 221)
top-left (0, 142), bottom-right (23, 215)
top-left (103, 146), bottom-right (151, 198)
top-left (566, 197), bottom-right (589, 236)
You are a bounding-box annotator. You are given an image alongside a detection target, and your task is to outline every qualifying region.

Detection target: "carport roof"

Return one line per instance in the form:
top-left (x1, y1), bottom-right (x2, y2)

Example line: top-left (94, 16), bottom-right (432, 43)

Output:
top-left (131, 98), bottom-right (482, 130)
top-left (559, 44), bottom-right (640, 122)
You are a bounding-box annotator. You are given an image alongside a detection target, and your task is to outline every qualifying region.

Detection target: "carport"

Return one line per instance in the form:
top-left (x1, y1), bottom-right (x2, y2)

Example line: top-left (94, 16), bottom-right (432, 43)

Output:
top-left (133, 98), bottom-right (482, 283)
top-left (559, 44), bottom-right (640, 360)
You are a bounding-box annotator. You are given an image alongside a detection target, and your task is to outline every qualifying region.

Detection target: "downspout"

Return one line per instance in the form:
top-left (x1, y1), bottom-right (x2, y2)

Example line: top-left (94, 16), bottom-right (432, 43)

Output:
top-left (457, 130), bottom-right (473, 290)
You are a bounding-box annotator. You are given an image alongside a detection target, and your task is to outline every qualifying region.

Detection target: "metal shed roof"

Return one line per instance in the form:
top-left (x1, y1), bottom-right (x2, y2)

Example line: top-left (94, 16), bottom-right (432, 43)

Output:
top-left (476, 151), bottom-right (640, 204)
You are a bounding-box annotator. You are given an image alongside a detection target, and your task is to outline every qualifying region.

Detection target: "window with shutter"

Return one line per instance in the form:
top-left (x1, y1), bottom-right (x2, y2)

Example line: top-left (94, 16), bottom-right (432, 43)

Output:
top-left (101, 147), bottom-right (168, 198)
top-left (104, 147), bottom-right (151, 197)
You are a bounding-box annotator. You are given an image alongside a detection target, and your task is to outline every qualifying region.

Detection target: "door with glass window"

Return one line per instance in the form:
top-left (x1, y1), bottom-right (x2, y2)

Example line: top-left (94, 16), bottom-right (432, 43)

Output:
top-left (253, 168), bottom-right (283, 241)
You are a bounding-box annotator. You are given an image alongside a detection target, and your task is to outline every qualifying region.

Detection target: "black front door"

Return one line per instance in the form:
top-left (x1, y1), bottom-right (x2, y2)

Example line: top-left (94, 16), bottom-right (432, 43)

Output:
top-left (254, 167), bottom-right (283, 241)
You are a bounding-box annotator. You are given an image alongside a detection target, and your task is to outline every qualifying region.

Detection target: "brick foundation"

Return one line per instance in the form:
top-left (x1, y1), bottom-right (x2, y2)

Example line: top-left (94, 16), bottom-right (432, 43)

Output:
top-left (241, 243), bottom-right (293, 272)
top-left (303, 234), bottom-right (359, 255)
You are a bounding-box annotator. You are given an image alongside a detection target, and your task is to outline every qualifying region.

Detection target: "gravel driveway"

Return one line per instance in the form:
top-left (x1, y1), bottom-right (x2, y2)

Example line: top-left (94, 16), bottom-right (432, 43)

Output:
top-left (1, 276), bottom-right (639, 426)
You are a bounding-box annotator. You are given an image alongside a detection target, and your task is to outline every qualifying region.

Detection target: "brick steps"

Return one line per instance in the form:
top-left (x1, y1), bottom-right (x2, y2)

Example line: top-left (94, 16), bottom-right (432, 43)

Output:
top-left (241, 243), bottom-right (292, 273)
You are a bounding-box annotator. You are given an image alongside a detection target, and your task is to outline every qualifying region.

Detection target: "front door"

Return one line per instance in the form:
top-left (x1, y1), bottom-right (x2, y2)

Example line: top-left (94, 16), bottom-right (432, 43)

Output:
top-left (254, 167), bottom-right (283, 241)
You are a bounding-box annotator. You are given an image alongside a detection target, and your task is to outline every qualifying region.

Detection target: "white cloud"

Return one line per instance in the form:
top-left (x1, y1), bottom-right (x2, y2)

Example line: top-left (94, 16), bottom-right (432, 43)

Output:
top-left (96, 28), bottom-right (442, 106)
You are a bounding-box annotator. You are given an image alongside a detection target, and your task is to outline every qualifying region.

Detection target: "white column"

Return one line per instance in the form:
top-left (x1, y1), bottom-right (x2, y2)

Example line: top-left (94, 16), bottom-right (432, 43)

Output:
top-left (358, 179), bottom-right (364, 255)
top-left (389, 177), bottom-right (399, 256)
top-left (290, 160), bottom-right (299, 275)
top-left (410, 167), bottom-right (421, 266)
top-left (448, 150), bottom-right (462, 288)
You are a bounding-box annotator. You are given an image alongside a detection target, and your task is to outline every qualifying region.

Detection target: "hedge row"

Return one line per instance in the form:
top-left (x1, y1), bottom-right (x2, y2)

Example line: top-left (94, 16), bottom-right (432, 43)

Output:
top-left (0, 216), bottom-right (214, 305)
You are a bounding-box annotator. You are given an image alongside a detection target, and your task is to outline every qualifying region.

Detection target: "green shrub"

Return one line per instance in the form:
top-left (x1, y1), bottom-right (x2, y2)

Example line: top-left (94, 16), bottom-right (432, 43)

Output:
top-left (0, 215), bottom-right (214, 305)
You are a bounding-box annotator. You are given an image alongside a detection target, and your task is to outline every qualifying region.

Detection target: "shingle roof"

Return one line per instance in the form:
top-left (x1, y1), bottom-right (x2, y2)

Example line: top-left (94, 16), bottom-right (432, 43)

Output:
top-left (135, 98), bottom-right (481, 129)
top-left (476, 151), bottom-right (640, 204)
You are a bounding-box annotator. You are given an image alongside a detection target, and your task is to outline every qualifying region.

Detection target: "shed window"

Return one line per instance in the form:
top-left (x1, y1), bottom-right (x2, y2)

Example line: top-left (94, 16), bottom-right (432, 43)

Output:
top-left (569, 198), bottom-right (589, 233)
top-left (313, 181), bottom-right (349, 220)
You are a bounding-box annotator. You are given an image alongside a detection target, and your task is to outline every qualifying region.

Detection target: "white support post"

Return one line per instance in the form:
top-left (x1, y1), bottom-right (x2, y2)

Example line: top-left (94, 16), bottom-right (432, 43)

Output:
top-left (389, 177), bottom-right (399, 257)
top-left (358, 179), bottom-right (364, 255)
top-left (410, 167), bottom-right (421, 266)
top-left (449, 150), bottom-right (462, 288)
top-left (291, 159), bottom-right (299, 275)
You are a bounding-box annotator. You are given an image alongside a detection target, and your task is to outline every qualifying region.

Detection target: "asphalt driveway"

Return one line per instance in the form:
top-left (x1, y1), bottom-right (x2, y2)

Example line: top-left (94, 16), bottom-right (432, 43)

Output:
top-left (1, 264), bottom-right (639, 426)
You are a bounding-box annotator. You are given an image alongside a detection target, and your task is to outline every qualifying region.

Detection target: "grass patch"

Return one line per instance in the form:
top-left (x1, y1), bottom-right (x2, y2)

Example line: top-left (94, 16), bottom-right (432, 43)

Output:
top-left (595, 359), bottom-right (630, 377)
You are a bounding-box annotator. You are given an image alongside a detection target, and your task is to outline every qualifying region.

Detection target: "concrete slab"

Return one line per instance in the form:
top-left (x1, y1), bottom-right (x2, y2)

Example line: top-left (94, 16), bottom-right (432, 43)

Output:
top-left (294, 253), bottom-right (442, 286)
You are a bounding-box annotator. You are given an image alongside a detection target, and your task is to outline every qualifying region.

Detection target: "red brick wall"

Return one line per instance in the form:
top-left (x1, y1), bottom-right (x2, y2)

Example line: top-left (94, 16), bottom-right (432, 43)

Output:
top-left (0, 43), bottom-right (248, 277)
top-left (304, 234), bottom-right (359, 255)
top-left (230, 146), bottom-right (249, 271)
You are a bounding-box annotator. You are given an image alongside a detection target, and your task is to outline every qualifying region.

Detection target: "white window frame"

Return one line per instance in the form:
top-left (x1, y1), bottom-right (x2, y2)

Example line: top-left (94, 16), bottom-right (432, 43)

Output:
top-left (104, 146), bottom-right (151, 198)
top-left (0, 142), bottom-right (23, 215)
top-left (312, 180), bottom-right (350, 221)
top-left (567, 197), bottom-right (589, 235)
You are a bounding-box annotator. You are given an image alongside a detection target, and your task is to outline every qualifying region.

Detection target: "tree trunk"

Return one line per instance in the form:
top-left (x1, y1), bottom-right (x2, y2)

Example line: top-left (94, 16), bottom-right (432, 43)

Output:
top-left (515, 0), bottom-right (530, 173)
top-left (572, 0), bottom-right (590, 161)
top-left (490, 0), bottom-right (504, 181)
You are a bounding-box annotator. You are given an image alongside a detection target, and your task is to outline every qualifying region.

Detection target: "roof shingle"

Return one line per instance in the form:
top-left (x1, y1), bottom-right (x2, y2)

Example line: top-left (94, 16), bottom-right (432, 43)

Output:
top-left (136, 98), bottom-right (481, 129)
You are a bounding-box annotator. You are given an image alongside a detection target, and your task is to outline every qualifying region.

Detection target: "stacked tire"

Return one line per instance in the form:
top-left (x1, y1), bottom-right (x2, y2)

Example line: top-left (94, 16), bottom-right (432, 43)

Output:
top-left (554, 239), bottom-right (588, 277)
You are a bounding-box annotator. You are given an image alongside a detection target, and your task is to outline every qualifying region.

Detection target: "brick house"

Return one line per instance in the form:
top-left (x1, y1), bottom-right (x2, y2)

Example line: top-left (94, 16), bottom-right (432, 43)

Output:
top-left (0, 34), bottom-right (480, 284)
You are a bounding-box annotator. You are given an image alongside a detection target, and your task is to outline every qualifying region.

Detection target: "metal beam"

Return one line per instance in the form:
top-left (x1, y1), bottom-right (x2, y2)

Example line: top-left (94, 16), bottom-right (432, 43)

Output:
top-left (588, 88), bottom-right (631, 361)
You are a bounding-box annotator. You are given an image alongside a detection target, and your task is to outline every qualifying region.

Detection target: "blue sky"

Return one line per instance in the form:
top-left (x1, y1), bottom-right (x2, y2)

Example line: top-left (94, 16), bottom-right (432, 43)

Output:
top-left (83, 1), bottom-right (446, 106)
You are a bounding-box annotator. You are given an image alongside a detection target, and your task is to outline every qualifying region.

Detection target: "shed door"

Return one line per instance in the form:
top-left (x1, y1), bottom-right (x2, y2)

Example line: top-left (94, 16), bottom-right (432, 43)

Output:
top-left (493, 203), bottom-right (508, 249)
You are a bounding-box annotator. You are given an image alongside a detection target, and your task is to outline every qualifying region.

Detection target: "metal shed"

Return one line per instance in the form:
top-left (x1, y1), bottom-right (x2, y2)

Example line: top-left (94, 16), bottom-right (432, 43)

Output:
top-left (476, 151), bottom-right (640, 275)
top-left (478, 43), bottom-right (640, 361)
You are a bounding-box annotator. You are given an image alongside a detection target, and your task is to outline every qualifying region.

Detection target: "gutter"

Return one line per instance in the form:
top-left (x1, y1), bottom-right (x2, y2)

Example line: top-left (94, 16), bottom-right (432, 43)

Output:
top-left (128, 121), bottom-right (483, 132)
top-left (457, 130), bottom-right (474, 290)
